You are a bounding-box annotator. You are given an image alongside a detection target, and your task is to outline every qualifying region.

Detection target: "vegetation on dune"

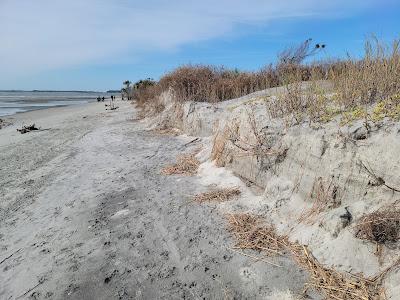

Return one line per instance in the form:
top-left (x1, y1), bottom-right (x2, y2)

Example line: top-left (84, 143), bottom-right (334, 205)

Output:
top-left (124, 36), bottom-right (400, 125)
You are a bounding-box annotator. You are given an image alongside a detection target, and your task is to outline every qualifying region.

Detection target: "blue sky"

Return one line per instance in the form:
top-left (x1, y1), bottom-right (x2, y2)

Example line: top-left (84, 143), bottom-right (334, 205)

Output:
top-left (0, 0), bottom-right (399, 91)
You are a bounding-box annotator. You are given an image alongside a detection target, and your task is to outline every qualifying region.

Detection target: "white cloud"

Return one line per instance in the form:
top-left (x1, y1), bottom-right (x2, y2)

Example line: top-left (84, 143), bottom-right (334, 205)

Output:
top-left (0, 0), bottom-right (377, 80)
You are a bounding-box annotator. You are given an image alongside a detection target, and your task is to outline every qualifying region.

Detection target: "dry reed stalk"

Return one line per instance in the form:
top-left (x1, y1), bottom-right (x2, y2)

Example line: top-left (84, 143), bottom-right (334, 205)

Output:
top-left (193, 187), bottom-right (241, 203)
top-left (297, 177), bottom-right (339, 225)
top-left (161, 153), bottom-right (200, 175)
top-left (226, 213), bottom-right (398, 300)
top-left (289, 243), bottom-right (386, 300)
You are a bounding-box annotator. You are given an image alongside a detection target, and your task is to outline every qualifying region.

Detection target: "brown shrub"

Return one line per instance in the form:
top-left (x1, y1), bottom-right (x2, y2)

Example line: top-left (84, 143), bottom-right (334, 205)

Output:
top-left (131, 37), bottom-right (400, 127)
top-left (158, 65), bottom-right (280, 103)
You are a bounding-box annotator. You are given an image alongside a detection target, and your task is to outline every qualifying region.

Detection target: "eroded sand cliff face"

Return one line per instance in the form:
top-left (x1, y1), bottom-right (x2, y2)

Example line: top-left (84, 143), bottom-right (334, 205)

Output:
top-left (149, 86), bottom-right (400, 298)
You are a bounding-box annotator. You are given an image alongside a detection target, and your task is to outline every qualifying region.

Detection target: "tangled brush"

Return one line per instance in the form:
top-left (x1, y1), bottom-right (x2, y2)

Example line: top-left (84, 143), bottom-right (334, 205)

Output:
top-left (354, 208), bottom-right (400, 245)
top-left (227, 213), bottom-right (287, 256)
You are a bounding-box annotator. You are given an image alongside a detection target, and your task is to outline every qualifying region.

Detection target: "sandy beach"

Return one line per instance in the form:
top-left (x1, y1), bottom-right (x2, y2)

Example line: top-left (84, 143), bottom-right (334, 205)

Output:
top-left (0, 100), bottom-right (307, 299)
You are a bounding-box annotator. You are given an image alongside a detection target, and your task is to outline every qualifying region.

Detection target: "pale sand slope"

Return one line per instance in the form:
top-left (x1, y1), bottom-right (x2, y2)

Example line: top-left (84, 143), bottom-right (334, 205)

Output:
top-left (0, 101), bottom-right (310, 299)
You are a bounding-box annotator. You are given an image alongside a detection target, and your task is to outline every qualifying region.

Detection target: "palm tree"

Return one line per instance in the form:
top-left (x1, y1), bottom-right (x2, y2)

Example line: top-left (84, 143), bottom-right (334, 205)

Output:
top-left (122, 80), bottom-right (132, 100)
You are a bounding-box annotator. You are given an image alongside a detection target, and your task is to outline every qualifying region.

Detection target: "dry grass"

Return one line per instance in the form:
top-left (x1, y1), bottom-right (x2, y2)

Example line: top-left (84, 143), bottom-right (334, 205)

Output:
top-left (161, 153), bottom-right (200, 175)
top-left (289, 243), bottom-right (387, 300)
top-left (354, 207), bottom-right (400, 246)
top-left (226, 213), bottom-right (398, 300)
top-left (227, 213), bottom-right (287, 256)
top-left (193, 187), bottom-right (241, 203)
top-left (332, 38), bottom-right (400, 109)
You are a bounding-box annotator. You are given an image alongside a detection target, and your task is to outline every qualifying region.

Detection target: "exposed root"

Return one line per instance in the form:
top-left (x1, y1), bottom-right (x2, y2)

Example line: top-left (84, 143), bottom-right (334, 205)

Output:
top-left (161, 153), bottom-right (200, 175)
top-left (297, 177), bottom-right (340, 225)
top-left (193, 187), bottom-right (241, 203)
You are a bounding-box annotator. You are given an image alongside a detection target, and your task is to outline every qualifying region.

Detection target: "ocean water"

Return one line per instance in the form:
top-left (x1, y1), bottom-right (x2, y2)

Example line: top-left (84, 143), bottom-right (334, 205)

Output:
top-left (0, 91), bottom-right (110, 117)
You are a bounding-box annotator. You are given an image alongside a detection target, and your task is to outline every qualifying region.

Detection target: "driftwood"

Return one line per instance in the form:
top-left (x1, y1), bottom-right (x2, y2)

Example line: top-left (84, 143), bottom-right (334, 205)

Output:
top-left (17, 124), bottom-right (39, 134)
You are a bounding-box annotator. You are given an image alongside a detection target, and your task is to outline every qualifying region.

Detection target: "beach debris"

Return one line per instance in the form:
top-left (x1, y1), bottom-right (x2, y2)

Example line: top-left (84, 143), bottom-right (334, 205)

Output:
top-left (340, 206), bottom-right (353, 228)
top-left (17, 124), bottom-right (39, 134)
top-left (290, 243), bottom-right (388, 300)
top-left (226, 213), bottom-right (396, 299)
top-left (161, 152), bottom-right (200, 175)
top-left (0, 118), bottom-right (12, 129)
top-left (105, 105), bottom-right (119, 111)
top-left (193, 187), bottom-right (241, 203)
top-left (227, 213), bottom-right (287, 256)
top-left (354, 206), bottom-right (400, 245)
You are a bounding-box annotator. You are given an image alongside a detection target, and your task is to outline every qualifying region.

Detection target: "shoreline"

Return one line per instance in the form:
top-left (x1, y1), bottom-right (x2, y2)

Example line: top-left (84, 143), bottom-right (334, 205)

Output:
top-left (2, 101), bottom-right (97, 123)
top-left (1, 96), bottom-right (122, 124)
top-left (0, 100), bottom-right (117, 148)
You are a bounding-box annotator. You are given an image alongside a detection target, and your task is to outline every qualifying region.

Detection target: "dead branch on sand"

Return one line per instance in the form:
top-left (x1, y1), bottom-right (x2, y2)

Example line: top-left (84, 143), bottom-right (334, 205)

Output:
top-left (17, 124), bottom-right (39, 134)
